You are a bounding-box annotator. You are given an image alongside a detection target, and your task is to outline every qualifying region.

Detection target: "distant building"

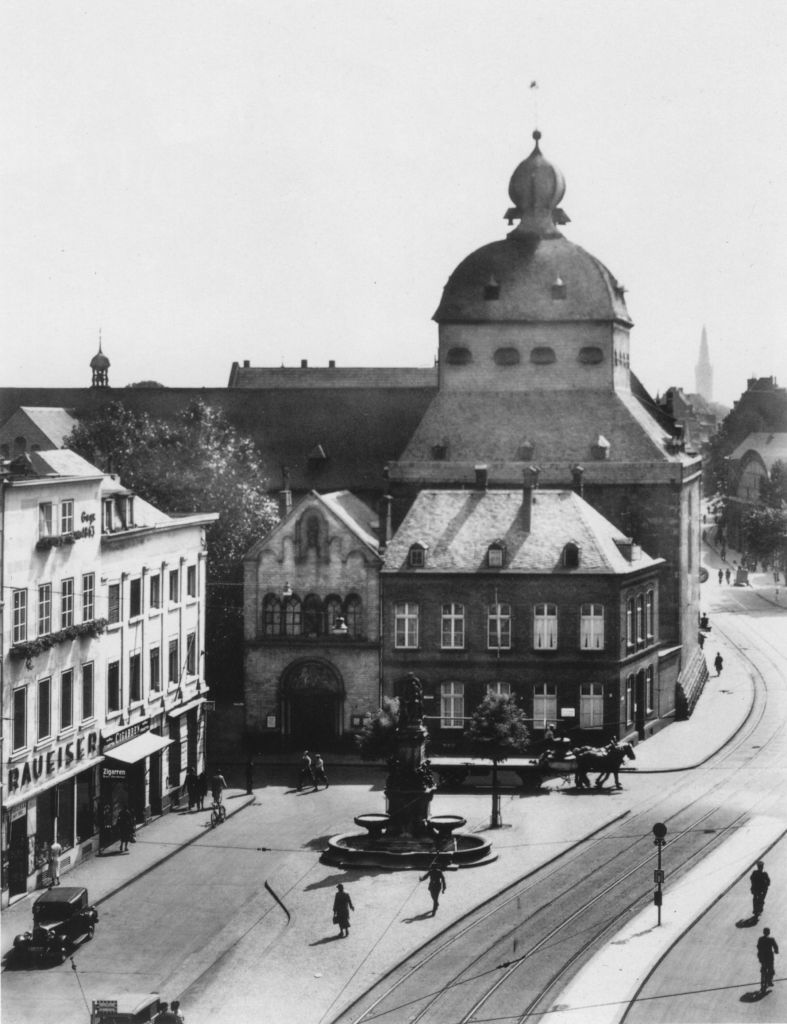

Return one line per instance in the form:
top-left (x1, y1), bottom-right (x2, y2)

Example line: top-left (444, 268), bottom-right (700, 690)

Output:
top-left (0, 406), bottom-right (77, 459)
top-left (724, 432), bottom-right (787, 551)
top-left (695, 326), bottom-right (713, 401)
top-left (1, 450), bottom-right (216, 904)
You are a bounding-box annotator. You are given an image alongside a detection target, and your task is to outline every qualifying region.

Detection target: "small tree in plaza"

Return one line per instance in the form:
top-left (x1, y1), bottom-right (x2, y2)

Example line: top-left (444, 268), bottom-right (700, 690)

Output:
top-left (465, 692), bottom-right (530, 829)
top-left (740, 504), bottom-right (787, 575)
top-left (355, 697), bottom-right (401, 763)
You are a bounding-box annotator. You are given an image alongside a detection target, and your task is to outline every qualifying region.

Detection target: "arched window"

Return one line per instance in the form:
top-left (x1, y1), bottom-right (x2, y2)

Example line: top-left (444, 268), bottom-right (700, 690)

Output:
top-left (324, 595), bottom-right (343, 632)
top-left (262, 594), bottom-right (281, 637)
top-left (344, 594), bottom-right (363, 638)
top-left (13, 436), bottom-right (26, 456)
top-left (562, 543), bottom-right (580, 568)
top-left (303, 594), bottom-right (323, 636)
top-left (283, 596), bottom-right (301, 636)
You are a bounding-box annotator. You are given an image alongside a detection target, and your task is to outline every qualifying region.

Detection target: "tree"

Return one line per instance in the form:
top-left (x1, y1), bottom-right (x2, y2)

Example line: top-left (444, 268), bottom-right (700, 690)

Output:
top-left (739, 504), bottom-right (787, 571)
top-left (465, 693), bottom-right (530, 828)
top-left (66, 400), bottom-right (279, 697)
top-left (761, 460), bottom-right (787, 508)
top-left (355, 698), bottom-right (401, 763)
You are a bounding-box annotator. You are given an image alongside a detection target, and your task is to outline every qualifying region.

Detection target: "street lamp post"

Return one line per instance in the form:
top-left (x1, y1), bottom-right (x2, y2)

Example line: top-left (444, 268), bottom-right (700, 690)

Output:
top-left (652, 821), bottom-right (667, 925)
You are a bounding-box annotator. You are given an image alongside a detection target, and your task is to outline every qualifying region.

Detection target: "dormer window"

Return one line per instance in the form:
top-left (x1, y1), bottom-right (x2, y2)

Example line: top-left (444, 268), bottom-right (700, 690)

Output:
top-left (431, 440), bottom-right (448, 460)
top-left (518, 440), bottom-right (535, 461)
top-left (484, 277), bottom-right (500, 300)
top-left (562, 542), bottom-right (580, 568)
top-left (487, 541), bottom-right (506, 568)
top-left (591, 435), bottom-right (611, 461)
top-left (551, 276), bottom-right (566, 300)
top-left (408, 543), bottom-right (427, 568)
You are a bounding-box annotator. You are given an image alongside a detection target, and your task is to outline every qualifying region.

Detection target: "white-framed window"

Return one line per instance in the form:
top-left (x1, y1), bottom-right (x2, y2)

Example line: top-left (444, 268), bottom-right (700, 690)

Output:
top-left (82, 573), bottom-right (95, 621)
top-left (626, 597), bottom-right (635, 648)
top-left (60, 499), bottom-right (74, 535)
top-left (150, 647), bottom-right (161, 692)
top-left (580, 682), bottom-right (604, 728)
top-left (150, 573), bottom-right (161, 609)
top-left (102, 498), bottom-right (114, 533)
top-left (533, 604), bottom-right (558, 650)
top-left (487, 681), bottom-right (511, 697)
top-left (129, 577), bottom-right (142, 618)
top-left (487, 542), bottom-right (505, 568)
top-left (394, 602), bottom-right (419, 649)
top-left (441, 603), bottom-right (465, 649)
top-left (440, 681), bottom-right (465, 728)
top-left (408, 544), bottom-right (426, 568)
top-left (129, 652), bottom-right (142, 702)
top-left (12, 589), bottom-right (27, 643)
top-left (60, 669), bottom-right (74, 731)
top-left (13, 687), bottom-right (27, 751)
top-left (186, 564), bottom-right (197, 598)
top-left (108, 583), bottom-right (121, 624)
top-left (39, 502), bottom-right (53, 538)
top-left (580, 604), bottom-right (604, 650)
top-left (533, 684), bottom-right (557, 729)
top-left (81, 663), bottom-right (94, 721)
top-left (646, 666), bottom-right (654, 713)
top-left (38, 583), bottom-right (52, 635)
top-left (186, 632), bottom-right (196, 675)
top-left (61, 578), bottom-right (74, 628)
top-left (625, 674), bottom-right (634, 725)
top-left (38, 677), bottom-right (52, 740)
top-left (636, 595), bottom-right (645, 646)
top-left (645, 590), bottom-right (654, 640)
top-left (169, 569), bottom-right (180, 604)
top-left (487, 603), bottom-right (511, 649)
top-left (168, 639), bottom-right (179, 687)
top-left (107, 661), bottom-right (121, 713)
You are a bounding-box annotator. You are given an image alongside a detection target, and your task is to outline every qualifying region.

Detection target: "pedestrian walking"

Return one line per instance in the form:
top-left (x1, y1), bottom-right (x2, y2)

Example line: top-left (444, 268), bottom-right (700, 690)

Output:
top-left (48, 839), bottom-right (63, 886)
top-left (297, 750), bottom-right (314, 791)
top-left (117, 807), bottom-right (135, 853)
top-left (714, 652), bottom-right (724, 676)
top-left (333, 883), bottom-right (354, 938)
top-left (153, 1001), bottom-right (178, 1023)
top-left (725, 568), bottom-right (731, 584)
top-left (197, 771), bottom-right (207, 810)
top-left (171, 999), bottom-right (185, 1023)
top-left (751, 860), bottom-right (771, 919)
top-left (312, 752), bottom-right (329, 790)
top-left (246, 760), bottom-right (254, 795)
top-left (718, 568), bottom-right (723, 584)
top-left (185, 767), bottom-right (199, 811)
top-left (420, 863), bottom-right (447, 916)
top-left (757, 927), bottom-right (779, 993)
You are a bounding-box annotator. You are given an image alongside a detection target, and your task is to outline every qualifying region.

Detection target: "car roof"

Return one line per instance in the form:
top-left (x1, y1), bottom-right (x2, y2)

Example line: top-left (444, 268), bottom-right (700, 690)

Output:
top-left (34, 886), bottom-right (88, 905)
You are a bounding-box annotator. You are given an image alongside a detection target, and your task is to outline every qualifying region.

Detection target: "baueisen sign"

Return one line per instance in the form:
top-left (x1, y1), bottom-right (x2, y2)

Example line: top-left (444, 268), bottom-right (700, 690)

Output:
top-left (7, 731), bottom-right (100, 793)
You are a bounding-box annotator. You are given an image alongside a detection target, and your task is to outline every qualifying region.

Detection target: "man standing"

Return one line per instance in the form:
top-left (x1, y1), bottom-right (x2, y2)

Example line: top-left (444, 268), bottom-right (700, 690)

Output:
top-left (297, 751), bottom-right (314, 792)
top-left (751, 861), bottom-right (771, 919)
top-left (714, 652), bottom-right (724, 676)
top-left (420, 863), bottom-right (447, 916)
top-left (757, 927), bottom-right (779, 993)
top-left (48, 839), bottom-right (63, 887)
top-left (312, 752), bottom-right (328, 790)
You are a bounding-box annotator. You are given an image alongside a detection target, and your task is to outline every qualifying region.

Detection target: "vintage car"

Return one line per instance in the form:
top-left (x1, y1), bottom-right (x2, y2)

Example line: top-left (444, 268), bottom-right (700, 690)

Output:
top-left (90, 993), bottom-right (163, 1023)
top-left (13, 886), bottom-right (98, 963)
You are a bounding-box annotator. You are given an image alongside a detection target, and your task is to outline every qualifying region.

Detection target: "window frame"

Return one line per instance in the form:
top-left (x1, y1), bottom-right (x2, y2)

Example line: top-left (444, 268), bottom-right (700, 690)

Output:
top-left (394, 601), bottom-right (419, 649)
top-left (344, 594), bottom-right (363, 638)
top-left (149, 573), bottom-right (161, 610)
top-left (82, 573), bottom-right (95, 621)
top-left (579, 681), bottom-right (604, 729)
top-left (646, 666), bottom-right (654, 714)
top-left (61, 577), bottom-right (74, 629)
top-left (440, 603), bottom-right (466, 649)
top-left (38, 676), bottom-right (52, 741)
top-left (645, 590), bottom-right (655, 641)
top-left (626, 597), bottom-right (635, 648)
top-left (129, 652), bottom-right (142, 703)
top-left (625, 673), bottom-right (634, 726)
top-left (12, 589), bottom-right (27, 644)
top-left (169, 569), bottom-right (180, 604)
top-left (487, 681), bottom-right (511, 698)
top-left (13, 687), bottom-right (27, 751)
top-left (168, 639), bottom-right (179, 688)
top-left (186, 564), bottom-right (197, 599)
top-left (60, 669), bottom-right (74, 731)
top-left (81, 663), bottom-right (94, 721)
top-left (108, 582), bottom-right (121, 625)
top-left (129, 577), bottom-right (142, 618)
top-left (283, 596), bottom-right (302, 637)
top-left (107, 661), bottom-right (121, 714)
top-left (39, 502), bottom-right (54, 538)
top-left (408, 544), bottom-right (426, 568)
top-left (440, 681), bottom-right (465, 729)
top-left (186, 632), bottom-right (196, 676)
top-left (533, 603), bottom-right (558, 650)
top-left (487, 602), bottom-right (512, 650)
top-left (149, 647), bottom-right (161, 692)
top-left (579, 603), bottom-right (604, 650)
top-left (263, 594), bottom-right (282, 637)
top-left (38, 583), bottom-right (52, 636)
top-left (532, 683), bottom-right (557, 730)
top-left (60, 499), bottom-right (74, 535)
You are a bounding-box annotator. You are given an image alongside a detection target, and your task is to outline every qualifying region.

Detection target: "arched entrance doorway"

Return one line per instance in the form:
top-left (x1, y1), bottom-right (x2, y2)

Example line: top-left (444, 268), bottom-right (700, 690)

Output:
top-left (281, 660), bottom-right (345, 747)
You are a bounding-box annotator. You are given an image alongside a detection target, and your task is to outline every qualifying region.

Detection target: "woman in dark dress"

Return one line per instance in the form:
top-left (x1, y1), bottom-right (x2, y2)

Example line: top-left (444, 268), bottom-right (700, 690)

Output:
top-left (332, 883), bottom-right (354, 938)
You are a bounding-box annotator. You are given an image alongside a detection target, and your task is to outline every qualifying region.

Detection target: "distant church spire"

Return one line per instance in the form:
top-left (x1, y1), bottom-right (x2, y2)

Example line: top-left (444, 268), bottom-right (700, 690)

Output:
top-left (90, 330), bottom-right (111, 388)
top-left (695, 325), bottom-right (713, 401)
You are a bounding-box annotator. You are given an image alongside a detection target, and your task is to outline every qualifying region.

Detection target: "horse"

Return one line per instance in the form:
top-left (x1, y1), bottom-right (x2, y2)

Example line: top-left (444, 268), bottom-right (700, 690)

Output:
top-left (573, 742), bottom-right (636, 790)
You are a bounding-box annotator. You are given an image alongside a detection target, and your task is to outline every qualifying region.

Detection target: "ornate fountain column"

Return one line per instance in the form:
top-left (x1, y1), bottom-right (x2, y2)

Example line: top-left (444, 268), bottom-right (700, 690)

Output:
top-left (384, 677), bottom-right (436, 837)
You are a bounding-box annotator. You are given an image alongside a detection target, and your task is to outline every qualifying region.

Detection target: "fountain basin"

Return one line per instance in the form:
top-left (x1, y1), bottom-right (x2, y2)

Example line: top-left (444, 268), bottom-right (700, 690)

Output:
top-left (353, 813), bottom-right (391, 840)
top-left (428, 815), bottom-right (467, 843)
top-left (321, 829), bottom-right (495, 869)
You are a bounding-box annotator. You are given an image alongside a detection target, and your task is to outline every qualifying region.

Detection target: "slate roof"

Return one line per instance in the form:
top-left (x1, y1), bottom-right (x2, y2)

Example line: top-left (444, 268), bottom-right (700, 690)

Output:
top-left (383, 489), bottom-right (661, 575)
top-left (729, 432), bottom-right (787, 471)
top-left (24, 449), bottom-right (103, 479)
top-left (228, 365), bottom-right (437, 389)
top-left (16, 406), bottom-right (78, 445)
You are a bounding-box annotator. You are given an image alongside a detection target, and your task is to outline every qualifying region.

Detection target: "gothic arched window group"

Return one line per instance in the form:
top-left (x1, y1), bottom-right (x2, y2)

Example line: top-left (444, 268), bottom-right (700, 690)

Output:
top-left (262, 592), bottom-right (364, 639)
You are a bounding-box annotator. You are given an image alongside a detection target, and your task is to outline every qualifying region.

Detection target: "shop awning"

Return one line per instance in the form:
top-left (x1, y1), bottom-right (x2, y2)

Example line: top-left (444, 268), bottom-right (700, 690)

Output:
top-left (167, 696), bottom-right (207, 718)
top-left (104, 732), bottom-right (173, 765)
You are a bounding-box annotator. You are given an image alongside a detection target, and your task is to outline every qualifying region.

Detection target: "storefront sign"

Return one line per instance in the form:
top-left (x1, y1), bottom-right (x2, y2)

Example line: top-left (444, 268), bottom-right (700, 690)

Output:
top-left (102, 719), bottom-right (150, 753)
top-left (6, 731), bottom-right (99, 794)
top-left (72, 511), bottom-right (97, 541)
top-left (10, 803), bottom-right (27, 822)
top-left (102, 768), bottom-right (127, 779)
top-left (560, 708), bottom-right (576, 717)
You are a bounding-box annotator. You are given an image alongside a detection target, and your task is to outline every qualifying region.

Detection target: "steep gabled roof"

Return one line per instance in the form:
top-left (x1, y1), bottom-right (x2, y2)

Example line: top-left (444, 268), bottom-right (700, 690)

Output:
top-left (729, 432), bottom-right (787, 471)
top-left (244, 490), bottom-right (381, 560)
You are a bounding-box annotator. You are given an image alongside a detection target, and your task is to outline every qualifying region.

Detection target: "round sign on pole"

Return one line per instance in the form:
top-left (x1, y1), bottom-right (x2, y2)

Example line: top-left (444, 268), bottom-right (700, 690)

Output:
top-left (652, 822), bottom-right (667, 840)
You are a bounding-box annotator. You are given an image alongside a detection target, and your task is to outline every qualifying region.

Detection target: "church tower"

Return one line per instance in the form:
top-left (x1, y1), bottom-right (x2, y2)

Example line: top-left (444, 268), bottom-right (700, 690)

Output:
top-left (694, 325), bottom-right (713, 400)
top-left (90, 336), bottom-right (110, 388)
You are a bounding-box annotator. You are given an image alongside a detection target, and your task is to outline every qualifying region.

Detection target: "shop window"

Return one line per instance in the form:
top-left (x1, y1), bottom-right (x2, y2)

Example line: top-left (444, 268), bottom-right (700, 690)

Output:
top-left (38, 583), bottom-right (52, 635)
top-left (580, 604), bottom-right (604, 650)
top-left (82, 663), bottom-right (94, 720)
top-left (56, 780), bottom-right (76, 850)
top-left (187, 564), bottom-right (197, 598)
top-left (150, 573), bottom-right (161, 609)
top-left (129, 578), bottom-right (142, 618)
top-left (60, 499), bottom-right (74, 535)
top-left (533, 684), bottom-right (557, 730)
top-left (441, 603), bottom-right (465, 649)
top-left (82, 573), bottom-right (95, 621)
top-left (487, 603), bottom-right (511, 650)
top-left (169, 569), bottom-right (180, 604)
top-left (75, 772), bottom-right (95, 846)
top-left (394, 602), bottom-right (419, 648)
top-left (168, 640), bottom-right (179, 687)
top-left (580, 682), bottom-right (604, 728)
top-left (344, 594), bottom-right (363, 638)
top-left (38, 677), bottom-right (51, 740)
top-left (60, 669), bottom-right (73, 731)
top-left (39, 502), bottom-right (53, 538)
top-left (107, 661), bottom-right (121, 713)
top-left (61, 578), bottom-right (74, 628)
top-left (186, 632), bottom-right (196, 675)
top-left (533, 604), bottom-right (558, 650)
top-left (12, 588), bottom-right (27, 643)
top-left (13, 687), bottom-right (26, 751)
top-left (283, 596), bottom-right (302, 636)
top-left (150, 648), bottom-right (161, 692)
top-left (129, 653), bottom-right (142, 702)
top-left (263, 594), bottom-right (282, 636)
top-left (108, 583), bottom-right (121, 624)
top-left (440, 681), bottom-right (465, 728)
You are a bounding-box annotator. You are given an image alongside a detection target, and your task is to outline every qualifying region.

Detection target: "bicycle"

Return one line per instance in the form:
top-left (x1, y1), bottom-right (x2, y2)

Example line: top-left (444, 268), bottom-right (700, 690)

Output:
top-left (760, 960), bottom-right (774, 995)
top-left (210, 796), bottom-right (227, 828)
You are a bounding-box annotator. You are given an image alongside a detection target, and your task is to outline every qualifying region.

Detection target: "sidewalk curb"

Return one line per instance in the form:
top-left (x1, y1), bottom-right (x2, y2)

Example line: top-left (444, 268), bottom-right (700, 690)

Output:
top-left (93, 794), bottom-right (255, 909)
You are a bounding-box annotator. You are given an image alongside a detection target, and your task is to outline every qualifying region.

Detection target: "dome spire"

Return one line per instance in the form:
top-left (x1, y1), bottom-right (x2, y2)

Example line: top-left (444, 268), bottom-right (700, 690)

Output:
top-left (505, 131), bottom-right (569, 238)
top-left (90, 329), bottom-right (110, 388)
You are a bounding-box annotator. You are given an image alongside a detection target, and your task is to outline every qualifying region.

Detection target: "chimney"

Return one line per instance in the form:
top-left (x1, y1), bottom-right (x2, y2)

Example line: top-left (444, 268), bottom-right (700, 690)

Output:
top-left (475, 464), bottom-right (488, 490)
top-left (279, 465), bottom-right (292, 518)
top-left (522, 465), bottom-right (539, 531)
top-left (301, 359), bottom-right (308, 368)
top-left (571, 464), bottom-right (585, 498)
top-left (379, 494), bottom-right (393, 549)
top-left (329, 360), bottom-right (336, 368)
top-left (243, 359), bottom-right (250, 368)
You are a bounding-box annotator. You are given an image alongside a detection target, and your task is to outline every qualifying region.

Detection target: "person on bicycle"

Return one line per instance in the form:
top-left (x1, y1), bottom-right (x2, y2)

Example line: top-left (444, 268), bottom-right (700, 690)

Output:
top-left (751, 861), bottom-right (771, 919)
top-left (211, 769), bottom-right (227, 806)
top-left (757, 927), bottom-right (779, 991)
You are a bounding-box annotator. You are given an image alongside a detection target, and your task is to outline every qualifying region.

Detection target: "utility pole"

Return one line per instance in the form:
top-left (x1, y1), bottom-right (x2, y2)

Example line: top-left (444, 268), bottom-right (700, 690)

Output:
top-left (652, 822), bottom-right (667, 925)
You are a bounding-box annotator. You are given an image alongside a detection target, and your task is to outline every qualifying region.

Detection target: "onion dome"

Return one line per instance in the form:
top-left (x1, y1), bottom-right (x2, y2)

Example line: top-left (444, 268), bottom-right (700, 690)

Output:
top-left (90, 341), bottom-right (110, 370)
top-left (507, 130), bottom-right (567, 238)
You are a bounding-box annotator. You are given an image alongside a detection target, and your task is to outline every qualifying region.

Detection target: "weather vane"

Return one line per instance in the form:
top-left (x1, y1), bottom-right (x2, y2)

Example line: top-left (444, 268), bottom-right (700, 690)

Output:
top-left (530, 80), bottom-right (539, 131)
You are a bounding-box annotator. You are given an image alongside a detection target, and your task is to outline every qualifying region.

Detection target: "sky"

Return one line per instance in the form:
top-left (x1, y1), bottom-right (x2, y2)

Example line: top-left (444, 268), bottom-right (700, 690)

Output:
top-left (2, 1), bottom-right (786, 407)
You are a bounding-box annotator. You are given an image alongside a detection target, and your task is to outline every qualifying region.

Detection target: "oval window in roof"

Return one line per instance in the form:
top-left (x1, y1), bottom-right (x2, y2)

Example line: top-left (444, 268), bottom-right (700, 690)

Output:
top-left (531, 346), bottom-right (556, 364)
top-left (446, 346), bottom-right (472, 366)
top-left (579, 346), bottom-right (604, 364)
top-left (494, 347), bottom-right (520, 366)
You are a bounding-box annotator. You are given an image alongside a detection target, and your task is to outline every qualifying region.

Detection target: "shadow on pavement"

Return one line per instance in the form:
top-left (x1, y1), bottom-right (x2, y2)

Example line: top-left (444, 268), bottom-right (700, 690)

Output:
top-left (309, 935), bottom-right (343, 946)
top-left (304, 869), bottom-right (392, 891)
top-left (736, 916), bottom-right (759, 928)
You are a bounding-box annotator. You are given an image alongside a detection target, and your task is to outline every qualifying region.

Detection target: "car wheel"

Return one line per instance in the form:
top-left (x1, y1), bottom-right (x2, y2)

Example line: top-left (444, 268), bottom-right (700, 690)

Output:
top-left (86, 924), bottom-right (95, 940)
